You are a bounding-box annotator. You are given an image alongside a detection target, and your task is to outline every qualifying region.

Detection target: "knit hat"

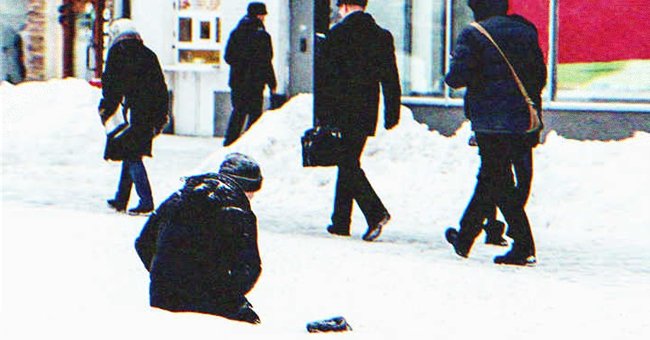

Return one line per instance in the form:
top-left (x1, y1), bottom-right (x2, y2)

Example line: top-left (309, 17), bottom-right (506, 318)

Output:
top-left (468, 0), bottom-right (508, 21)
top-left (219, 153), bottom-right (263, 192)
top-left (336, 0), bottom-right (368, 7)
top-left (247, 2), bottom-right (268, 16)
top-left (108, 18), bottom-right (140, 47)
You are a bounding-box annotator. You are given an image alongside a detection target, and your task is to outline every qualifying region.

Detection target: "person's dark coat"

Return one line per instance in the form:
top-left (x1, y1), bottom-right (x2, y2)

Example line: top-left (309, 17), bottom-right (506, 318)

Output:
top-left (135, 173), bottom-right (261, 317)
top-left (316, 11), bottom-right (401, 136)
top-left (99, 36), bottom-right (168, 161)
top-left (224, 16), bottom-right (277, 91)
top-left (445, 14), bottom-right (546, 134)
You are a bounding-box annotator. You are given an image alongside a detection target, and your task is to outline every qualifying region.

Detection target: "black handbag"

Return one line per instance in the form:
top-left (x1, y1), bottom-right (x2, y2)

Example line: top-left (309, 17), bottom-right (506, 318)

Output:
top-left (301, 126), bottom-right (343, 167)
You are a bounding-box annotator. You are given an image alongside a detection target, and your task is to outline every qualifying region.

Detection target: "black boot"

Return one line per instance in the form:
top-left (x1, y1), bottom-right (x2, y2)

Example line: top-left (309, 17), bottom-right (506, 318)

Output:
top-left (494, 246), bottom-right (536, 266)
top-left (483, 220), bottom-right (508, 246)
top-left (445, 227), bottom-right (472, 258)
top-left (327, 225), bottom-right (351, 237)
top-left (128, 203), bottom-right (154, 215)
top-left (106, 199), bottom-right (126, 212)
top-left (227, 301), bottom-right (260, 324)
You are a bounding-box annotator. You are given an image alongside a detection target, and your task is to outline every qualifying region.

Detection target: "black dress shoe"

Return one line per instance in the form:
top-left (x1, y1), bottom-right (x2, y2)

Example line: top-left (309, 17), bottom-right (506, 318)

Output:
top-left (362, 212), bottom-right (390, 242)
top-left (327, 225), bottom-right (351, 236)
top-left (106, 199), bottom-right (126, 212)
top-left (127, 204), bottom-right (154, 216)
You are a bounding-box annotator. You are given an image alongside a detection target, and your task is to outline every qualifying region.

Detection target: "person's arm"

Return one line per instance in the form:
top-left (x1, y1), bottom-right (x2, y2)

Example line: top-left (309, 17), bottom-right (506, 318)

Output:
top-left (258, 32), bottom-right (277, 93)
top-left (220, 207), bottom-right (262, 295)
top-left (380, 30), bottom-right (401, 130)
top-left (444, 28), bottom-right (479, 90)
top-left (99, 46), bottom-right (127, 122)
top-left (134, 193), bottom-right (180, 271)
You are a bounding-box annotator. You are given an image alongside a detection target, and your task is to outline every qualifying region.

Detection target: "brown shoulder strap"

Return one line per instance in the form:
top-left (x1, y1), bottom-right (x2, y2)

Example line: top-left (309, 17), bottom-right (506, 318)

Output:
top-left (470, 22), bottom-right (533, 106)
top-left (470, 22), bottom-right (541, 132)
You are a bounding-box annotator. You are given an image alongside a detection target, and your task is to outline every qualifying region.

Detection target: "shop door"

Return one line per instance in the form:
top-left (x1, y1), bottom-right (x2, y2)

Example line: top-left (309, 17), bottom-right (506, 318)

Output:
top-left (289, 0), bottom-right (313, 95)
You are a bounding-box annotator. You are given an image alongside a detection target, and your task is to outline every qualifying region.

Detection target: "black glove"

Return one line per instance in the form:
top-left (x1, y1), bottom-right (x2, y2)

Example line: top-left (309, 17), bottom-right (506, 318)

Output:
top-left (385, 119), bottom-right (398, 130)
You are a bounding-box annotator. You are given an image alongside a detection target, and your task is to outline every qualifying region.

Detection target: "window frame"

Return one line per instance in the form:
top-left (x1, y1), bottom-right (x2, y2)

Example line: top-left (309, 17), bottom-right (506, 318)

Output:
top-left (401, 0), bottom-right (650, 113)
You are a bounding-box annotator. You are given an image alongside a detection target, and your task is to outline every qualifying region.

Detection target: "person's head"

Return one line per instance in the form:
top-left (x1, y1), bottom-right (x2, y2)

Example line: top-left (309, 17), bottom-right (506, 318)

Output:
top-left (108, 18), bottom-right (139, 45)
top-left (468, 0), bottom-right (508, 21)
top-left (219, 153), bottom-right (263, 198)
top-left (336, 0), bottom-right (368, 16)
top-left (247, 2), bottom-right (268, 22)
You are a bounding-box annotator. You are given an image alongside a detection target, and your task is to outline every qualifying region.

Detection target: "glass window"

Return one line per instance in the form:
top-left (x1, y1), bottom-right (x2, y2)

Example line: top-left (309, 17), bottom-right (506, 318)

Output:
top-left (179, 49), bottom-right (220, 64)
top-left (200, 21), bottom-right (210, 39)
top-left (330, 0), bottom-right (447, 96)
top-left (555, 0), bottom-right (650, 102)
top-left (179, 17), bottom-right (192, 42)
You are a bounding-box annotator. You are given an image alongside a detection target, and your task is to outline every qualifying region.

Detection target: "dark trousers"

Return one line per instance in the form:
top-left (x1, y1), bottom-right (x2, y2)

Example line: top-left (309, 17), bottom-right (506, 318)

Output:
top-left (486, 147), bottom-right (533, 223)
top-left (115, 158), bottom-right (153, 208)
top-left (331, 132), bottom-right (387, 229)
top-left (459, 133), bottom-right (535, 255)
top-left (224, 86), bottom-right (264, 146)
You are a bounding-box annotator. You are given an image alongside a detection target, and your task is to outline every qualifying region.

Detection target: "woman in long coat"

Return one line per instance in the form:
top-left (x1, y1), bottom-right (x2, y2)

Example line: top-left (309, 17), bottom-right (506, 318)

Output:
top-left (99, 19), bottom-right (169, 215)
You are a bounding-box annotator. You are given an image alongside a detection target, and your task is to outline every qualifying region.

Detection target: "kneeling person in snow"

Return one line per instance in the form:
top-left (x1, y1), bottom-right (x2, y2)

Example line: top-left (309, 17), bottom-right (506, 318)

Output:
top-left (135, 153), bottom-right (263, 324)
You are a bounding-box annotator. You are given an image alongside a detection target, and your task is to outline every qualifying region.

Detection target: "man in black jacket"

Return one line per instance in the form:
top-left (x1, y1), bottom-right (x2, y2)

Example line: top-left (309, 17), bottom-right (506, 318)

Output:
top-left (223, 2), bottom-right (277, 146)
top-left (317, 0), bottom-right (401, 242)
top-left (99, 19), bottom-right (169, 215)
top-left (135, 153), bottom-right (263, 324)
top-left (444, 0), bottom-right (546, 266)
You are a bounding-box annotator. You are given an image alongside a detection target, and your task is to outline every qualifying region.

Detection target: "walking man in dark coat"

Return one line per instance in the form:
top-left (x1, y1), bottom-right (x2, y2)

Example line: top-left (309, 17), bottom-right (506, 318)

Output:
top-left (99, 19), bottom-right (169, 215)
top-left (135, 153), bottom-right (263, 324)
top-left (223, 2), bottom-right (277, 146)
top-left (317, 0), bottom-right (401, 242)
top-left (444, 0), bottom-right (546, 266)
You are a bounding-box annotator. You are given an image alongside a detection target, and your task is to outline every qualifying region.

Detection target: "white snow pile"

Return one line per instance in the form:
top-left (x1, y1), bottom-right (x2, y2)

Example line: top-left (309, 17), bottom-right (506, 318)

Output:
top-left (1, 79), bottom-right (649, 339)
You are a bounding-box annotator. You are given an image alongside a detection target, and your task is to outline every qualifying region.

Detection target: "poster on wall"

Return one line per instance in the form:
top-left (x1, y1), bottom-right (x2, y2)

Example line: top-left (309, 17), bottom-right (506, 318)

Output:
top-left (180, 0), bottom-right (221, 11)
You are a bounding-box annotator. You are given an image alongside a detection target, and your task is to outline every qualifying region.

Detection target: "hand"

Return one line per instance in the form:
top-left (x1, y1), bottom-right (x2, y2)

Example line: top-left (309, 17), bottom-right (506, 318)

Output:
top-left (468, 134), bottom-right (478, 147)
top-left (385, 120), bottom-right (397, 130)
top-left (98, 108), bottom-right (108, 125)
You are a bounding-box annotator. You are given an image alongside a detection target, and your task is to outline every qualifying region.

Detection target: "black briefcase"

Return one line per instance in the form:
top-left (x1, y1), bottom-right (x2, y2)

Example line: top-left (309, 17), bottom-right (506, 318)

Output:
top-left (301, 126), bottom-right (343, 167)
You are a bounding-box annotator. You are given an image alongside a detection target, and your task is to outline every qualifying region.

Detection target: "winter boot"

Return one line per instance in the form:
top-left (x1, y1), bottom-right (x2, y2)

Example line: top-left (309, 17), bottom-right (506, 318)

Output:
top-left (494, 247), bottom-right (536, 266)
top-left (445, 227), bottom-right (472, 258)
top-left (362, 212), bottom-right (390, 242)
top-left (107, 199), bottom-right (126, 212)
top-left (128, 203), bottom-right (154, 216)
top-left (483, 220), bottom-right (508, 246)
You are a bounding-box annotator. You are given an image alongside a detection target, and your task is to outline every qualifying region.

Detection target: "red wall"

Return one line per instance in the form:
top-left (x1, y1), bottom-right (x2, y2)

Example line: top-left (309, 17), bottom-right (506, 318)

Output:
top-left (509, 0), bottom-right (650, 63)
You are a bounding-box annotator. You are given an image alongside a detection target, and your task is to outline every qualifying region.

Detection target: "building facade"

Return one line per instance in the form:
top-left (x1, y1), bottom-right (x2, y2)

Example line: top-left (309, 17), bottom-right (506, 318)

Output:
top-left (3, 0), bottom-right (649, 138)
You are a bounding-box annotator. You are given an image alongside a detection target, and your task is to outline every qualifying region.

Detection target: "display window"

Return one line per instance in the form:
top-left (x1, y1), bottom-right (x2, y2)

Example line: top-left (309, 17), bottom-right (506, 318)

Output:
top-left (175, 0), bottom-right (222, 65)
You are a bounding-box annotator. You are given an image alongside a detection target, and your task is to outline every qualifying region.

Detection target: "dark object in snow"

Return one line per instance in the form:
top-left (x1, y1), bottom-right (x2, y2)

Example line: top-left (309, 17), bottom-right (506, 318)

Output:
top-left (306, 316), bottom-right (352, 333)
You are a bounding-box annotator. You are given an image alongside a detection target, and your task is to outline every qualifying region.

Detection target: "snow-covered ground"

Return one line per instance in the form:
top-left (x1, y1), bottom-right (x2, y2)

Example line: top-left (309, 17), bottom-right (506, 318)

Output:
top-left (1, 79), bottom-right (649, 339)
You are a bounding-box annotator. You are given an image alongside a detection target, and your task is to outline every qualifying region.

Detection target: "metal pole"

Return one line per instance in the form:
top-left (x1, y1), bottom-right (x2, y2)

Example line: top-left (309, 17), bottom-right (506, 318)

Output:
top-left (547, 0), bottom-right (559, 101)
top-left (443, 0), bottom-right (453, 101)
